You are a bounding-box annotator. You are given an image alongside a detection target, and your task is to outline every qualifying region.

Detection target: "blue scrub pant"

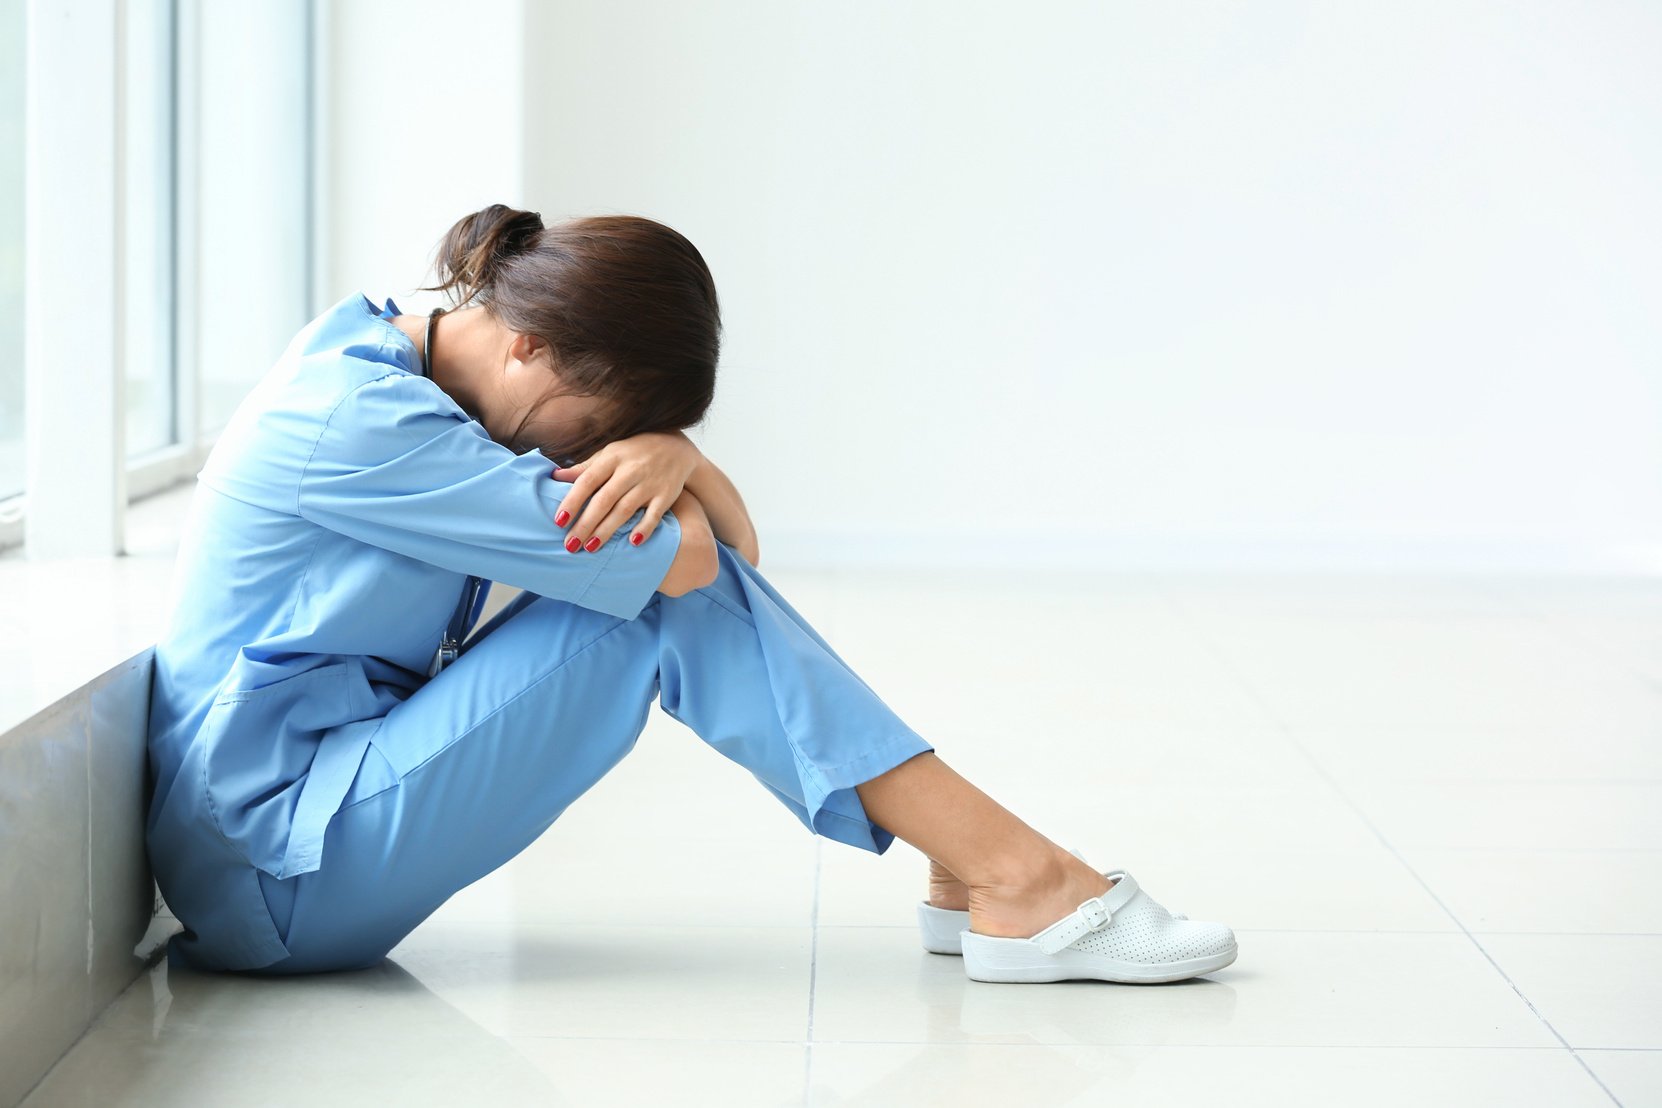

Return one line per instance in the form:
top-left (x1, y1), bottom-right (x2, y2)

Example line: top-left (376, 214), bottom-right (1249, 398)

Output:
top-left (241, 542), bottom-right (935, 974)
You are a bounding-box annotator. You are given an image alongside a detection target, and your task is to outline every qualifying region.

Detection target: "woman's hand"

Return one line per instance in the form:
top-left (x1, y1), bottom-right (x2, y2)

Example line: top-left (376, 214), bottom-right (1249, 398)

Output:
top-left (550, 430), bottom-right (701, 552)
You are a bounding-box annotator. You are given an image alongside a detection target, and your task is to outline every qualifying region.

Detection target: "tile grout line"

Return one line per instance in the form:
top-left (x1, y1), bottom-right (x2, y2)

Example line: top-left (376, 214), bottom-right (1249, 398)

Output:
top-left (494, 1033), bottom-right (1662, 1050)
top-left (797, 924), bottom-right (1662, 936)
top-left (1153, 575), bottom-right (1627, 1108)
top-left (801, 567), bottom-right (844, 1108)
top-left (473, 1029), bottom-right (1662, 1050)
top-left (1465, 576), bottom-right (1662, 696)
top-left (803, 832), bottom-right (823, 1106)
top-left (795, 1040), bottom-right (1655, 1051)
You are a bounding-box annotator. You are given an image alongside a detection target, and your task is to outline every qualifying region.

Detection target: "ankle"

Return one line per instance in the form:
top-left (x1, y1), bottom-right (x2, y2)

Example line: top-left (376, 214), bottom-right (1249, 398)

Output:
top-left (926, 857), bottom-right (970, 910)
top-left (971, 840), bottom-right (1072, 897)
top-left (963, 847), bottom-right (1114, 939)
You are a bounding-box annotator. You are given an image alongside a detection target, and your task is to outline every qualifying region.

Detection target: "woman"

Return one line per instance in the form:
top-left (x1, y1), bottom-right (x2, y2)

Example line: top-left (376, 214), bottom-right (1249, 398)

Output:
top-left (145, 204), bottom-right (1237, 983)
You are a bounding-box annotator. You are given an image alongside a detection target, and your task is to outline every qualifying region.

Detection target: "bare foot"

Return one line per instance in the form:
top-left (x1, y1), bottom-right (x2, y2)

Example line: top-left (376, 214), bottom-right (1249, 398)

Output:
top-left (926, 856), bottom-right (970, 911)
top-left (966, 847), bottom-right (1115, 939)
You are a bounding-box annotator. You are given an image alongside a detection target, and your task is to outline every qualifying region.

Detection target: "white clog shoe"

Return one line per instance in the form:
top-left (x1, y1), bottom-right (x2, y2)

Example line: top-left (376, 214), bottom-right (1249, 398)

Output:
top-left (916, 849), bottom-right (1187, 956)
top-left (917, 898), bottom-right (975, 954)
top-left (958, 869), bottom-right (1237, 983)
top-left (917, 898), bottom-right (1194, 955)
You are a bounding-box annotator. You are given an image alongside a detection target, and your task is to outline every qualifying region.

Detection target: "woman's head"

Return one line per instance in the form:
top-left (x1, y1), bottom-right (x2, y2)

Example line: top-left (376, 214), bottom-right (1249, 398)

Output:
top-left (417, 204), bottom-right (721, 466)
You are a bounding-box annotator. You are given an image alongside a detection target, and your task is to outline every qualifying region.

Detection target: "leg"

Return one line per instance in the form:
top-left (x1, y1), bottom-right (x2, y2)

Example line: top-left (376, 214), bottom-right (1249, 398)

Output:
top-left (855, 754), bottom-right (1116, 940)
top-left (651, 544), bottom-right (939, 853)
top-left (251, 589), bottom-right (662, 973)
top-left (251, 543), bottom-right (935, 974)
top-left (665, 542), bottom-right (1114, 940)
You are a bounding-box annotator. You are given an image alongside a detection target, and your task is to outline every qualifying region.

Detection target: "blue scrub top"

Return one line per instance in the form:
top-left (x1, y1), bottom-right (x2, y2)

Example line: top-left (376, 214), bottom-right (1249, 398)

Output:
top-left (146, 292), bottom-right (683, 913)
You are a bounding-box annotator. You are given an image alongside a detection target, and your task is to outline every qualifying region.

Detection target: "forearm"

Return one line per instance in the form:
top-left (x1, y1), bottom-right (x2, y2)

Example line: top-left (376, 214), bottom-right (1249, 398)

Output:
top-left (682, 452), bottom-right (760, 567)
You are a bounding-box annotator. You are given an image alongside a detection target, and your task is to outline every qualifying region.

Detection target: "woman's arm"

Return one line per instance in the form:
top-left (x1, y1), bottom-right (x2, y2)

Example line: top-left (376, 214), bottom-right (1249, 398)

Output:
top-left (657, 486), bottom-right (722, 596)
top-left (681, 448), bottom-right (760, 568)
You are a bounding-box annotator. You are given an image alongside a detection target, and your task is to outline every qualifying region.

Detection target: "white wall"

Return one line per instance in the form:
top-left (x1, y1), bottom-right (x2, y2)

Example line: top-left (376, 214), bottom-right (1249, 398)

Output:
top-left (317, 0), bottom-right (525, 316)
top-left (515, 0), bottom-right (1661, 574)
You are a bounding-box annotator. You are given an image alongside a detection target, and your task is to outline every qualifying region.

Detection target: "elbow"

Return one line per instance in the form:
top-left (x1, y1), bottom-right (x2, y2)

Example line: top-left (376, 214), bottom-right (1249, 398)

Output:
top-left (658, 530), bottom-right (721, 597)
top-left (694, 539), bottom-right (721, 587)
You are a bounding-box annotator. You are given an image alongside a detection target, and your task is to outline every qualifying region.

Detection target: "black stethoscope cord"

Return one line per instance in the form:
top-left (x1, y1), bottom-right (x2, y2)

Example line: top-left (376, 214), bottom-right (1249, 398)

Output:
top-left (422, 306), bottom-right (444, 381)
top-left (419, 305), bottom-right (489, 678)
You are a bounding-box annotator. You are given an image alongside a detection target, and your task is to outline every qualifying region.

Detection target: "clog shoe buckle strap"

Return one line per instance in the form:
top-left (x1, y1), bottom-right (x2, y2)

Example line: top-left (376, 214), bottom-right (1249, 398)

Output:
top-left (1031, 871), bottom-right (1140, 955)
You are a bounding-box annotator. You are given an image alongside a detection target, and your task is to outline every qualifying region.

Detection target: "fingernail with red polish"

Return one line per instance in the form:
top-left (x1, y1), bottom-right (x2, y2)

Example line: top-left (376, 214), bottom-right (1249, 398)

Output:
top-left (565, 535), bottom-right (581, 553)
top-left (630, 532), bottom-right (643, 546)
top-left (585, 536), bottom-right (601, 552)
top-left (555, 510), bottom-right (570, 527)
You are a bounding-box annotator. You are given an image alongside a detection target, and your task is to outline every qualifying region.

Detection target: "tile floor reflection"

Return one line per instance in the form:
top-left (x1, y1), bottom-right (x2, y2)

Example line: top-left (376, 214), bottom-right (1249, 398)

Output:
top-left (19, 569), bottom-right (1661, 1107)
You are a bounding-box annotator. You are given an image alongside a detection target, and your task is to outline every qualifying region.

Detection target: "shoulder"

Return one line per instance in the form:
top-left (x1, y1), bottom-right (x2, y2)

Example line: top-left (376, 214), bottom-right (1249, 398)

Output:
top-left (314, 363), bottom-right (471, 443)
top-left (286, 292), bottom-right (462, 421)
top-left (300, 364), bottom-right (497, 487)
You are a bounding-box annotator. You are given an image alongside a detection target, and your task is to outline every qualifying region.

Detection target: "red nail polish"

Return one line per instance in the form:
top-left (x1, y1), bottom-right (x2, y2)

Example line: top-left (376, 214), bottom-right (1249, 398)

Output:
top-left (630, 532), bottom-right (643, 546)
top-left (565, 535), bottom-right (581, 552)
top-left (555, 510), bottom-right (570, 527)
top-left (585, 536), bottom-right (602, 552)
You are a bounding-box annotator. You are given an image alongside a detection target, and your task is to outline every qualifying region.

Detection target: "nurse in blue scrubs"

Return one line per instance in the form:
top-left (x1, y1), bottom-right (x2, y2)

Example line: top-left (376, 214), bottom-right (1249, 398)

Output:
top-left (145, 205), bottom-right (1118, 975)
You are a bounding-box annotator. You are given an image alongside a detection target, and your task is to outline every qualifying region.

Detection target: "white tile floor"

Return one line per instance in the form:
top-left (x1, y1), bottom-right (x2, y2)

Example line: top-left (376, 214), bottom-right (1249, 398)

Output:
top-left (20, 565), bottom-right (1662, 1107)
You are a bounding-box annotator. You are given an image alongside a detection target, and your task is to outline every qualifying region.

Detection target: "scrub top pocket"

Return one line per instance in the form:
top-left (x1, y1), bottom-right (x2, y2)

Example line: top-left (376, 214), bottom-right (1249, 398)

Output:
top-left (199, 660), bottom-right (379, 879)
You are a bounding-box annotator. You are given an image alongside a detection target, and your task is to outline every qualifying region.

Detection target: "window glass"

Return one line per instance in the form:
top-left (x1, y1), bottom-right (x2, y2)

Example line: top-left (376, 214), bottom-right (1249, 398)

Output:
top-left (125, 0), bottom-right (177, 459)
top-left (195, 1), bottom-right (310, 437)
top-left (0, 0), bottom-right (23, 500)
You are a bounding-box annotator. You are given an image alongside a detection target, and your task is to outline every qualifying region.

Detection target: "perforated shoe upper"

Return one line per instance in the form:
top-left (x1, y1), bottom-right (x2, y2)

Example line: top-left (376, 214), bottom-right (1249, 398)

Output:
top-left (1069, 896), bottom-right (1236, 961)
top-left (1030, 870), bottom-right (1236, 963)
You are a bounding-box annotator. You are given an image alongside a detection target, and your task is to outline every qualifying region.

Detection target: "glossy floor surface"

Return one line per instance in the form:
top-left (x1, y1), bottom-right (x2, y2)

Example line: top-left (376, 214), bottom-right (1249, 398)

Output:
top-left (20, 570), bottom-right (1661, 1107)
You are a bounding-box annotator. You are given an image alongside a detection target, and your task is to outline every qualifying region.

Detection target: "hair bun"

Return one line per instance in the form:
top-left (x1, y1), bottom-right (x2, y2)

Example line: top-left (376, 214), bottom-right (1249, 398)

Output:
top-left (424, 203), bottom-right (545, 307)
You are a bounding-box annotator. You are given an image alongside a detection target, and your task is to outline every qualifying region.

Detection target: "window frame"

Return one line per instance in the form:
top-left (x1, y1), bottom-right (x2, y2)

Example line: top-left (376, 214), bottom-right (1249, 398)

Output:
top-left (0, 0), bottom-right (320, 556)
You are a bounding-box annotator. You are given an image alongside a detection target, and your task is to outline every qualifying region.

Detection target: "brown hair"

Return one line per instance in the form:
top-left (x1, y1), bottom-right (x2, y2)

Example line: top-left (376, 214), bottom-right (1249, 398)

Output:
top-left (417, 204), bottom-right (721, 467)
